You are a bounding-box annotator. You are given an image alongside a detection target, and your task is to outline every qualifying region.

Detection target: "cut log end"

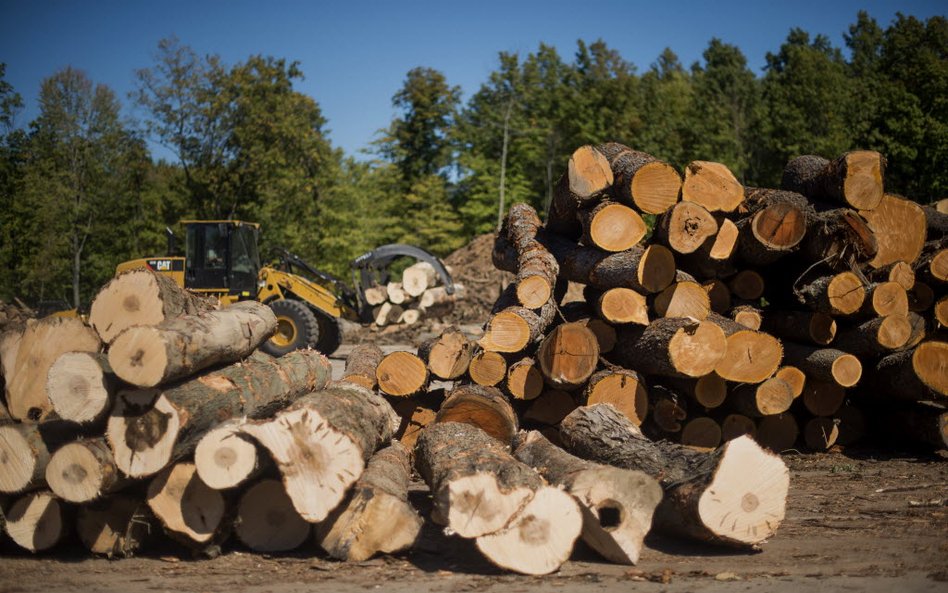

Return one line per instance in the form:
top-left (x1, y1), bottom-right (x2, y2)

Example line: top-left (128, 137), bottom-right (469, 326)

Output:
top-left (77, 496), bottom-right (153, 558)
top-left (507, 358), bottom-right (544, 401)
top-left (728, 270), bottom-right (765, 301)
top-left (843, 151), bottom-right (885, 210)
top-left (913, 341), bottom-right (948, 396)
top-left (664, 201), bottom-right (718, 254)
top-left (516, 277), bottom-right (553, 310)
top-left (598, 288), bottom-right (649, 325)
top-left (695, 436), bottom-right (788, 546)
top-left (569, 145), bottom-right (614, 197)
top-left (235, 479), bottom-right (311, 552)
top-left (638, 245), bottom-right (677, 294)
top-left (194, 421), bottom-right (261, 490)
top-left (475, 485), bottom-right (582, 575)
top-left (668, 321), bottom-right (729, 378)
top-left (468, 351), bottom-right (507, 386)
top-left (751, 202), bottom-right (807, 251)
top-left (682, 161), bottom-right (744, 213)
top-left (443, 472), bottom-right (534, 538)
top-left (587, 203), bottom-right (647, 252)
top-left (586, 371), bottom-right (648, 426)
top-left (45, 442), bottom-right (108, 503)
top-left (47, 352), bottom-right (112, 424)
top-left (756, 414), bottom-right (800, 453)
top-left (629, 161), bottom-right (682, 215)
top-left (716, 331), bottom-right (783, 384)
top-left (830, 354), bottom-right (862, 388)
top-left (146, 463), bottom-right (226, 545)
top-left (480, 311), bottom-right (532, 353)
top-left (107, 389), bottom-right (180, 479)
top-left (695, 373), bottom-right (728, 408)
top-left (0, 426), bottom-right (38, 494)
top-left (828, 272), bottom-right (866, 315)
top-left (376, 351), bottom-right (428, 397)
top-left (774, 366), bottom-right (806, 399)
top-left (6, 491), bottom-right (67, 552)
top-left (538, 322), bottom-right (600, 390)
top-left (680, 417), bottom-right (722, 449)
top-left (107, 326), bottom-right (167, 388)
top-left (654, 281), bottom-right (711, 320)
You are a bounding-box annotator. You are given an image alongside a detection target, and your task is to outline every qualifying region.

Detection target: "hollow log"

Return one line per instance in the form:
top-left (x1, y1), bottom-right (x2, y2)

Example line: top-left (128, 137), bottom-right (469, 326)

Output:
top-left (513, 430), bottom-right (662, 565)
top-left (241, 384), bottom-right (398, 523)
top-left (560, 404), bottom-right (789, 548)
top-left (234, 479), bottom-right (311, 553)
top-left (418, 327), bottom-right (474, 380)
top-left (108, 301), bottom-right (277, 388)
top-left (89, 268), bottom-right (215, 344)
top-left (107, 349), bottom-right (332, 478)
top-left (653, 201), bottom-right (718, 254)
top-left (316, 442), bottom-right (422, 561)
top-left (781, 151), bottom-right (885, 210)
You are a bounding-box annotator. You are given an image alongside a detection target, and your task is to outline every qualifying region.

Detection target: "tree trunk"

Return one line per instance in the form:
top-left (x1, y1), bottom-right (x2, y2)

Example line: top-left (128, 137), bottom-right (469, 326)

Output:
top-left (418, 327), bottom-right (474, 380)
top-left (682, 161), bottom-right (744, 212)
top-left (580, 201), bottom-right (647, 253)
top-left (782, 343), bottom-right (863, 388)
top-left (376, 350), bottom-right (429, 397)
top-left (89, 268), bottom-right (215, 344)
top-left (107, 301), bottom-right (277, 388)
top-left (341, 343), bottom-right (385, 389)
top-left (583, 368), bottom-right (648, 426)
top-left (435, 384), bottom-right (518, 446)
top-left (6, 316), bottom-right (100, 421)
top-left (560, 404), bottom-right (789, 548)
top-left (240, 385), bottom-right (398, 523)
top-left (5, 490), bottom-right (69, 552)
top-left (234, 479), bottom-right (311, 552)
top-left (537, 322), bottom-right (600, 390)
top-left (77, 495), bottom-right (156, 558)
top-left (597, 143), bottom-right (681, 215)
top-left (727, 269), bottom-right (765, 300)
top-left (146, 462), bottom-right (229, 550)
top-left (608, 318), bottom-right (728, 379)
top-left (47, 352), bottom-right (117, 426)
top-left (315, 442), bottom-right (423, 561)
top-left (46, 437), bottom-right (131, 503)
top-left (480, 301), bottom-right (556, 353)
top-left (512, 430), bottom-right (661, 565)
top-left (730, 304), bottom-right (763, 330)
top-left (781, 151), bottom-right (885, 210)
top-left (107, 349), bottom-right (332, 478)
top-left (194, 419), bottom-right (268, 490)
top-left (659, 374), bottom-right (728, 409)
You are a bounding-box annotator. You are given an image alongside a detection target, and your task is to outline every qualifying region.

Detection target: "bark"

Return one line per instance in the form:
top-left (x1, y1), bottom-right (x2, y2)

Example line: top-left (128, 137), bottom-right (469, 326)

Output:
top-left (782, 343), bottom-right (863, 388)
top-left (418, 327), bottom-right (474, 380)
top-left (502, 203), bottom-right (560, 308)
top-left (608, 318), bottom-right (728, 379)
top-left (341, 343), bottom-right (385, 389)
top-left (596, 143), bottom-right (681, 215)
top-left (781, 151), bottom-right (885, 210)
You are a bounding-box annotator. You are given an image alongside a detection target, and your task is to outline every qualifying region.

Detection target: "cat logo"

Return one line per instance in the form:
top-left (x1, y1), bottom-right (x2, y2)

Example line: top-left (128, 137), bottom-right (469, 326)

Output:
top-left (150, 259), bottom-right (173, 272)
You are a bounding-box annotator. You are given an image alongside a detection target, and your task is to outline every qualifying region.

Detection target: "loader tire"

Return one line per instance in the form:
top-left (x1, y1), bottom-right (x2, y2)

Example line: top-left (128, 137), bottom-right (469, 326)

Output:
top-left (261, 299), bottom-right (319, 357)
top-left (313, 311), bottom-right (343, 355)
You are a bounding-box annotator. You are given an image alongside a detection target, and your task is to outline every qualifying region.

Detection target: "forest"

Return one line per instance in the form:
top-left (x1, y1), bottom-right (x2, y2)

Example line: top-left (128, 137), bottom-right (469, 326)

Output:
top-left (0, 11), bottom-right (944, 308)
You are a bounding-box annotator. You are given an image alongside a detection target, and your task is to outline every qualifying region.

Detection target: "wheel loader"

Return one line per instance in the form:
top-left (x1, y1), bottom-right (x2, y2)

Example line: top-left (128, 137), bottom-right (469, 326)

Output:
top-left (115, 220), bottom-right (455, 356)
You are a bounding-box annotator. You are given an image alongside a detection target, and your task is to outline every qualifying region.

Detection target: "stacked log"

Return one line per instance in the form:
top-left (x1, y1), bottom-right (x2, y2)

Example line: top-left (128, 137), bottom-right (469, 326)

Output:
top-left (366, 262), bottom-right (466, 327)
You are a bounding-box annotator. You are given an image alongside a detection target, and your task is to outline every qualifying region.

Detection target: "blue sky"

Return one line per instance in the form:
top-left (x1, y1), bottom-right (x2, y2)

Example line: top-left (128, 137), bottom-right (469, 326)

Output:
top-left (1, 1), bottom-right (944, 160)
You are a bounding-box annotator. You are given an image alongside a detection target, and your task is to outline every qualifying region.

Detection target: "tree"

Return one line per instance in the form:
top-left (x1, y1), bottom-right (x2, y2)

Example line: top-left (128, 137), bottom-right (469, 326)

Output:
top-left (637, 49), bottom-right (693, 167)
top-left (0, 63), bottom-right (25, 299)
top-left (376, 67), bottom-right (461, 188)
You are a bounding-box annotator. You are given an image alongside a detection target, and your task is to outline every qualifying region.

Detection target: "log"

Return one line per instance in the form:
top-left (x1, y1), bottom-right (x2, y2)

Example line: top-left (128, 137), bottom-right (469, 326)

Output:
top-left (647, 386), bottom-right (688, 433)
top-left (315, 442), bottom-right (422, 561)
top-left (0, 323), bottom-right (26, 385)
top-left (107, 349), bottom-right (332, 478)
top-left (593, 287), bottom-right (649, 325)
top-left (919, 246), bottom-right (948, 285)
top-left (506, 357), bottom-right (544, 401)
top-left (513, 430), bottom-right (662, 565)
top-left (0, 421), bottom-right (77, 494)
top-left (241, 384), bottom-right (397, 523)
top-left (89, 268), bottom-right (214, 344)
top-left (719, 413), bottom-right (757, 442)
top-left (363, 286), bottom-right (388, 306)
top-left (6, 316), bottom-right (100, 421)
top-left (374, 302), bottom-right (404, 326)
top-left (859, 281), bottom-right (908, 318)
top-left (435, 384), bottom-right (518, 445)
top-left (774, 366), bottom-right (806, 399)
top-left (597, 143), bottom-right (681, 215)
top-left (584, 368), bottom-right (648, 426)
top-left (703, 279), bottom-right (732, 313)
top-left (736, 188), bottom-right (810, 265)
top-left (581, 201), bottom-right (648, 252)
top-left (107, 301), bottom-right (277, 388)
top-left (681, 160), bottom-right (744, 212)
top-left (803, 417), bottom-right (839, 451)
top-left (397, 308), bottom-right (420, 325)
top-left (5, 490), bottom-right (68, 552)
top-left (418, 284), bottom-right (464, 315)
top-left (402, 261), bottom-right (439, 297)
top-left (46, 437), bottom-right (130, 503)
top-left (678, 218), bottom-right (740, 279)
top-left (480, 299), bottom-right (556, 353)
top-left (652, 277), bottom-right (711, 320)
top-left (522, 390), bottom-right (577, 426)
top-left (801, 380), bottom-right (846, 417)
top-left (376, 350), bottom-right (429, 397)
top-left (728, 378), bottom-right (794, 417)
top-left (861, 194), bottom-right (927, 268)
top-left (782, 343), bottom-right (862, 388)
top-left (755, 414), bottom-right (799, 453)
top-left (794, 272), bottom-right (866, 316)
top-left (234, 479), bottom-right (311, 552)
top-left (468, 349), bottom-right (508, 387)
top-left (537, 322), bottom-right (600, 390)
top-left (609, 318), bottom-right (727, 379)
top-left (538, 234), bottom-right (676, 294)
top-left (675, 416), bottom-right (720, 449)
top-left (874, 341), bottom-right (948, 400)
top-left (901, 311), bottom-right (928, 351)
top-left (418, 327), bottom-right (474, 380)
top-left (547, 145), bottom-right (614, 237)
top-left (781, 151), bottom-right (885, 210)
top-left (561, 302), bottom-right (619, 353)
top-left (908, 281), bottom-right (935, 312)
top-left (386, 282), bottom-right (407, 305)
top-left (194, 419), bottom-right (267, 490)
top-left (413, 421), bottom-right (542, 538)
top-left (705, 313), bottom-right (783, 384)
top-left (501, 203), bottom-right (560, 308)
top-left (730, 304), bottom-right (763, 330)
top-left (886, 401), bottom-right (948, 449)
top-left (47, 352), bottom-right (117, 425)
top-left (869, 260), bottom-right (915, 290)
top-left (936, 296), bottom-right (948, 330)
top-left (391, 396), bottom-right (438, 451)
top-left (653, 201), bottom-right (718, 254)
top-left (800, 208), bottom-right (878, 271)
top-left (147, 462), bottom-right (228, 549)
top-left (762, 310), bottom-right (837, 346)
top-left (661, 374), bottom-right (728, 409)
top-left (560, 404), bottom-right (789, 548)
top-left (341, 343), bottom-right (385, 389)
top-left (727, 270), bottom-right (765, 301)
top-left (77, 495), bottom-right (155, 557)
top-left (833, 314), bottom-right (912, 357)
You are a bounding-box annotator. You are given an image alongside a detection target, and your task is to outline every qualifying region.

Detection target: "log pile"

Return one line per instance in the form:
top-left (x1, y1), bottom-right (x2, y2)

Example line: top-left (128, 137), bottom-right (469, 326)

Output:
top-left (364, 261), bottom-right (466, 327)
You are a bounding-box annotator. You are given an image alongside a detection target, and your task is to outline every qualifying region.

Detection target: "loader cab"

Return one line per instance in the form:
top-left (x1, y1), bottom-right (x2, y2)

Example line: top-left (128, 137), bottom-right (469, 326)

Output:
top-left (183, 221), bottom-right (261, 299)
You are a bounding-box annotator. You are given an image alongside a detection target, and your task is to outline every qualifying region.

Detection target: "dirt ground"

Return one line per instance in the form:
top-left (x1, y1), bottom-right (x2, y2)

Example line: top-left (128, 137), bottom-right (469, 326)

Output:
top-left (1, 443), bottom-right (945, 592)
